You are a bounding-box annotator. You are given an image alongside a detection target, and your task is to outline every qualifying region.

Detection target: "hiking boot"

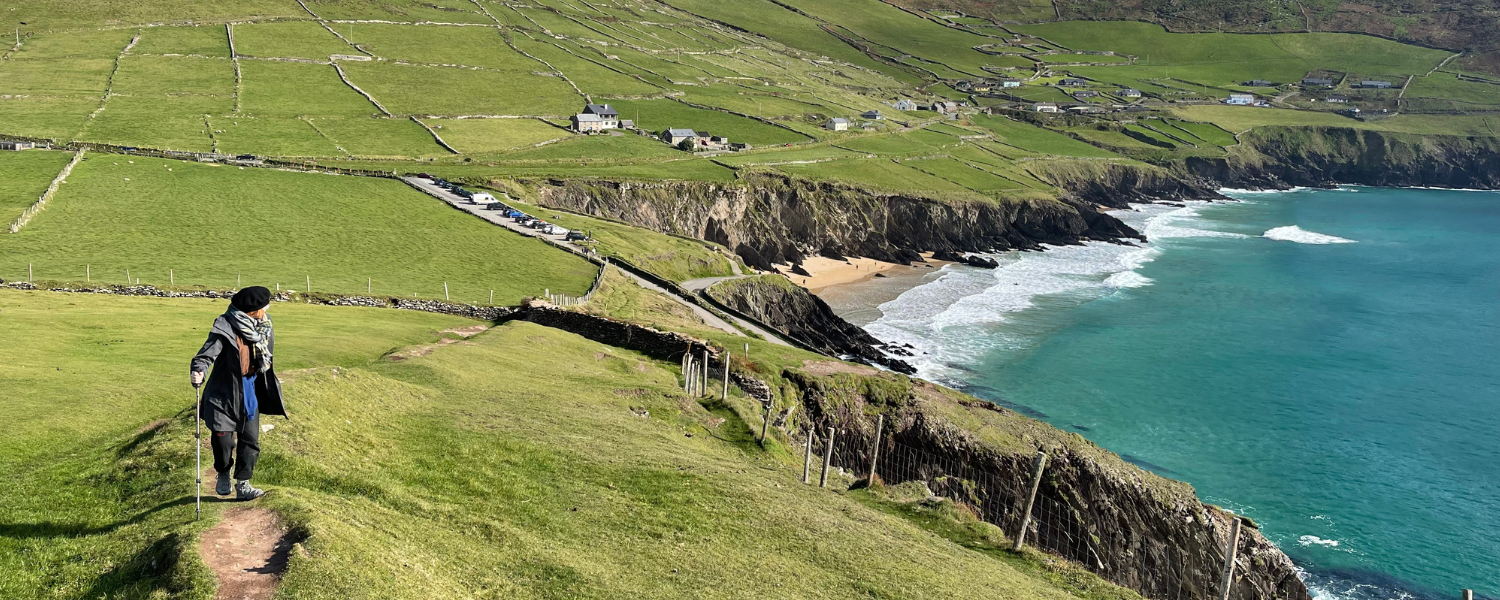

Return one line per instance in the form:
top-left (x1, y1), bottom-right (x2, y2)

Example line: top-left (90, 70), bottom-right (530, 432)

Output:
top-left (235, 480), bottom-right (265, 501)
top-left (216, 472), bottom-right (232, 496)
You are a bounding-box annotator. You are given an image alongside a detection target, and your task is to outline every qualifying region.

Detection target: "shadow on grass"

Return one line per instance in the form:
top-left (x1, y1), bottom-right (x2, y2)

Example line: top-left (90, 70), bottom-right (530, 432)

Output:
top-left (0, 494), bottom-right (237, 539)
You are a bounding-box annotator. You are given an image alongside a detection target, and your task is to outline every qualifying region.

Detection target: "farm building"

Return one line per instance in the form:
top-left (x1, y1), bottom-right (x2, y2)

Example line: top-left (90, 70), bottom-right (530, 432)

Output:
top-left (571, 113), bottom-right (607, 132)
top-left (1073, 90), bottom-right (1100, 98)
top-left (1326, 95), bottom-right (1349, 103)
top-left (1301, 77), bottom-right (1335, 87)
top-left (1358, 80), bottom-right (1393, 89)
top-left (1060, 78), bottom-right (1087, 87)
top-left (1, 140), bottom-right (37, 150)
top-left (861, 110), bottom-right (882, 120)
top-left (892, 99), bottom-right (917, 111)
top-left (1225, 93), bottom-right (1256, 105)
top-left (1001, 79), bottom-right (1022, 88)
top-left (1033, 103), bottom-right (1060, 113)
top-left (664, 128), bottom-right (699, 145)
top-left (1118, 88), bottom-right (1142, 98)
top-left (1243, 80), bottom-right (1276, 87)
top-left (583, 104), bottom-right (620, 127)
top-left (825, 118), bottom-right (850, 131)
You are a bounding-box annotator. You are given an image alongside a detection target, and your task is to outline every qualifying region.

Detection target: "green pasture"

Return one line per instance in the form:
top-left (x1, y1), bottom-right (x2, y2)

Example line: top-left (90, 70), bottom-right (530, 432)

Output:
top-left (903, 157), bottom-right (1029, 191)
top-left (305, 0), bottom-right (495, 23)
top-left (602, 100), bottom-right (810, 145)
top-left (238, 61), bottom-right (381, 117)
top-left (1015, 22), bottom-right (1450, 86)
top-left (711, 145), bottom-right (865, 166)
top-left (0, 97), bottom-right (97, 139)
top-left (0, 149), bottom-right (72, 224)
top-left (1405, 72), bottom-right (1500, 108)
top-left (429, 118), bottom-right (573, 155)
top-left (232, 21), bottom-right (353, 61)
top-left (969, 115), bottom-right (1122, 158)
top-left (133, 25), bottom-right (231, 58)
top-left (6, 0), bottom-right (301, 32)
top-left (348, 23), bottom-right (536, 71)
top-left (1170, 105), bottom-right (1500, 137)
top-left (208, 116), bottom-right (343, 157)
top-left (0, 155), bottom-right (596, 303)
top-left (340, 61), bottom-right (582, 116)
top-left (774, 157), bottom-right (970, 193)
top-left (511, 38), bottom-right (665, 97)
top-left (307, 117), bottom-right (446, 158)
top-left (777, 0), bottom-right (1003, 77)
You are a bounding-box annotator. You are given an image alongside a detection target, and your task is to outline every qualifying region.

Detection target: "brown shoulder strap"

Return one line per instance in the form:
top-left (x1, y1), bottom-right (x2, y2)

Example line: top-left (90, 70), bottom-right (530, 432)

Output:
top-left (237, 337), bottom-right (252, 376)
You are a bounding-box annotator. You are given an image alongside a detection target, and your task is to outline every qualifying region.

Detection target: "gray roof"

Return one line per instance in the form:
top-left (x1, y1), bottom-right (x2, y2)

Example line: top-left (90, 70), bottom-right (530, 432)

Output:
top-left (584, 104), bottom-right (619, 116)
top-left (829, 117), bottom-right (850, 124)
top-left (573, 113), bottom-right (604, 122)
top-left (666, 128), bottom-right (697, 137)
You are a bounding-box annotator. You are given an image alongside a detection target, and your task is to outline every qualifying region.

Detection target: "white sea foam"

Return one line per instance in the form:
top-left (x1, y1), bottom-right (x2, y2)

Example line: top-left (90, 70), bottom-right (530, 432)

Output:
top-left (1300, 535), bottom-right (1341, 548)
top-left (865, 202), bottom-right (1245, 383)
top-left (1264, 225), bottom-right (1356, 244)
top-left (1219, 186), bottom-right (1308, 195)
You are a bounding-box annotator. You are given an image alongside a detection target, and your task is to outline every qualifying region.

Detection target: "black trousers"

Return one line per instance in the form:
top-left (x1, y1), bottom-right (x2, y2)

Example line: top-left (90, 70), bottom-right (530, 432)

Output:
top-left (210, 421), bottom-right (259, 481)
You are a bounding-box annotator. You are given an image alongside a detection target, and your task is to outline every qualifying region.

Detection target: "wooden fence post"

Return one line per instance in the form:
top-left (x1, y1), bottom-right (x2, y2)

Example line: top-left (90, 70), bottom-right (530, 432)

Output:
top-left (758, 401), bottom-right (772, 448)
top-left (306, 275), bottom-right (310, 293)
top-left (170, 269), bottom-right (174, 284)
top-left (744, 342), bottom-right (749, 359)
top-left (701, 350), bottom-right (709, 397)
top-left (444, 281), bottom-right (449, 301)
top-left (1012, 450), bottom-right (1049, 551)
top-left (489, 290), bottom-right (493, 305)
top-left (866, 414), bottom-right (884, 483)
top-left (819, 427), bottom-right (836, 488)
top-left (86, 264), bottom-right (90, 282)
top-left (722, 357), bottom-right (729, 401)
top-left (28, 263), bottom-right (32, 282)
top-left (1219, 517), bottom-right (1242, 600)
top-left (802, 434), bottom-right (814, 484)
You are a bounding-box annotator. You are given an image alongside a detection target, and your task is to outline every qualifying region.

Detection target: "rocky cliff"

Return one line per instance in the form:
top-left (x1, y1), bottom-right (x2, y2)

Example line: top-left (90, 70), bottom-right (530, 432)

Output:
top-left (782, 364), bottom-right (1311, 600)
top-left (704, 275), bottom-right (915, 373)
top-left (530, 172), bottom-right (1142, 271)
top-left (1184, 127), bottom-right (1500, 190)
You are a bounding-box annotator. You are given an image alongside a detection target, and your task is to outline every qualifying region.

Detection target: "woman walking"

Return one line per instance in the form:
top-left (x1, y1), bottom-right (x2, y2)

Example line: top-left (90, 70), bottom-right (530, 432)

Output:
top-left (190, 286), bottom-right (286, 500)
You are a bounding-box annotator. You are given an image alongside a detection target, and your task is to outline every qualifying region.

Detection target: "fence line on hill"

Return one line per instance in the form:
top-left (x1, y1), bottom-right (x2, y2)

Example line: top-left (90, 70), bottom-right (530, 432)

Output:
top-left (545, 258), bottom-right (608, 307)
top-left (9, 149), bottom-right (85, 234)
top-left (804, 422), bottom-right (1236, 600)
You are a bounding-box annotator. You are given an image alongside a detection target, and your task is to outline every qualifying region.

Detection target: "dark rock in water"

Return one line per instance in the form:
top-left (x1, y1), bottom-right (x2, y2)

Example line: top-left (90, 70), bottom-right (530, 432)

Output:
top-left (962, 255), bottom-right (999, 269)
top-left (1070, 424), bottom-right (1093, 432)
top-left (931, 250), bottom-right (964, 262)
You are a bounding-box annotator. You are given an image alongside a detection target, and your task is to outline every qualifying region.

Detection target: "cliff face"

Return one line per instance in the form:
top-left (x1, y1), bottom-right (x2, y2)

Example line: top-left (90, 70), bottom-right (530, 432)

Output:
top-left (705, 275), bottom-right (915, 373)
top-left (1026, 159), bottom-right (1228, 209)
top-left (531, 172), bottom-right (1142, 271)
top-left (1184, 127), bottom-right (1500, 190)
top-left (784, 366), bottom-right (1311, 600)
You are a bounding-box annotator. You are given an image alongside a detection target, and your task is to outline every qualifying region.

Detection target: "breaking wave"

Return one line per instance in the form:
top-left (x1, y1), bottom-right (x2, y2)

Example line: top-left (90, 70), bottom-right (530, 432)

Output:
top-left (1264, 225), bottom-right (1357, 244)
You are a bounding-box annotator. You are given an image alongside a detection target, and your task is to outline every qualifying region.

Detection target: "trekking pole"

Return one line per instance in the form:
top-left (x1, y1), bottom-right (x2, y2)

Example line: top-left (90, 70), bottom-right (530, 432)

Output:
top-left (194, 382), bottom-right (203, 520)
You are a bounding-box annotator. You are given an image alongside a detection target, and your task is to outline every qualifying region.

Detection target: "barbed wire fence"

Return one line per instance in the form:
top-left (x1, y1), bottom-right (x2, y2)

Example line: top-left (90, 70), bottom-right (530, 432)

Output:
top-left (800, 422), bottom-right (1241, 600)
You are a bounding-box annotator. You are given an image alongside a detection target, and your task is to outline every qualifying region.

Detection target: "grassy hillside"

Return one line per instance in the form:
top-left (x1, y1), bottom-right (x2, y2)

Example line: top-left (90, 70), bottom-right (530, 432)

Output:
top-left (0, 155), bottom-right (596, 303)
top-left (0, 288), bottom-right (1140, 599)
top-left (0, 149), bottom-right (72, 224)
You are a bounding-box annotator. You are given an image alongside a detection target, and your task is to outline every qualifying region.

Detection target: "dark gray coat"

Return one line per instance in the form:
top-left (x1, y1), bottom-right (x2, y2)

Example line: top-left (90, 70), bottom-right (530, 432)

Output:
top-left (190, 314), bottom-right (286, 431)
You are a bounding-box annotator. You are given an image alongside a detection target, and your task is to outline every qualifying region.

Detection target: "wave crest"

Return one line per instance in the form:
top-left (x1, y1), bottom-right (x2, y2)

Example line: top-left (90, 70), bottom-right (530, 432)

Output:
top-left (1264, 226), bottom-right (1356, 244)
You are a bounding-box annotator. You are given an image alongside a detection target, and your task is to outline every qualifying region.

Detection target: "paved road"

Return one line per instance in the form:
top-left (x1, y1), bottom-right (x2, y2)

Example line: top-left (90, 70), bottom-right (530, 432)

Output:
top-left (402, 177), bottom-right (793, 345)
top-left (681, 274), bottom-right (751, 291)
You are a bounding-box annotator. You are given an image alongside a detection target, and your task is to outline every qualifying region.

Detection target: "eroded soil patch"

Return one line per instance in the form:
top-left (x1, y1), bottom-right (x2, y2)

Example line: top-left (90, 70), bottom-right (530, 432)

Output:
top-left (200, 507), bottom-right (292, 600)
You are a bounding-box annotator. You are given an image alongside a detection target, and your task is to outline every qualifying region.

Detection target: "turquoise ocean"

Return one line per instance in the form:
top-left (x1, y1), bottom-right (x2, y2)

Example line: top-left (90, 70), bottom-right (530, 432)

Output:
top-left (858, 187), bottom-right (1499, 600)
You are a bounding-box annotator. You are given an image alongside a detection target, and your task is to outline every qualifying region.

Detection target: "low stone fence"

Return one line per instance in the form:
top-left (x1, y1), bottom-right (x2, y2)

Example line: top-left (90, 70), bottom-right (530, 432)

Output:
top-left (515, 306), bottom-right (717, 363)
top-left (0, 280), bottom-right (516, 320)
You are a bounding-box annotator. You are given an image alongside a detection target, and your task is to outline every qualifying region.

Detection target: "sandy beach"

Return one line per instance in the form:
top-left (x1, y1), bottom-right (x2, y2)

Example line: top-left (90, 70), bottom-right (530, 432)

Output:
top-left (777, 254), bottom-right (954, 326)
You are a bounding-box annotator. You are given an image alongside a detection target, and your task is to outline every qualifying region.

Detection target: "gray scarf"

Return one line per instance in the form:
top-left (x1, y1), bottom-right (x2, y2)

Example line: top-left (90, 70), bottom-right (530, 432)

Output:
top-left (226, 307), bottom-right (273, 373)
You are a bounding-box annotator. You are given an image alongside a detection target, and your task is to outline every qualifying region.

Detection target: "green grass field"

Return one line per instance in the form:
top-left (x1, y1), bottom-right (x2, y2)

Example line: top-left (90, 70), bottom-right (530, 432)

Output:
top-left (1014, 22), bottom-right (1451, 86)
top-left (601, 100), bottom-right (811, 146)
top-left (1169, 105), bottom-right (1500, 137)
top-left (0, 156), bottom-right (596, 304)
top-left (970, 115), bottom-right (1123, 158)
top-left (775, 157), bottom-right (971, 193)
top-left (428, 118), bottom-right (573, 155)
top-left (0, 149), bottom-right (72, 224)
top-left (232, 21), bottom-right (353, 61)
top-left (0, 288), bottom-right (1140, 599)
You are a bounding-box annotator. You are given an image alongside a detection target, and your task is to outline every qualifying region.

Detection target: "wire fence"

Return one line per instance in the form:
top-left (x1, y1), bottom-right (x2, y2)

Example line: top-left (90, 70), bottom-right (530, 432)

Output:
top-left (546, 258), bottom-right (608, 307)
top-left (804, 424), bottom-right (1240, 600)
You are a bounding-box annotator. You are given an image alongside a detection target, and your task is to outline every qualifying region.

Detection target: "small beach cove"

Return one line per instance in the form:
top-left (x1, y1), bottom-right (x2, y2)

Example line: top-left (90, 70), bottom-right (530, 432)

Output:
top-left (806, 187), bottom-right (1500, 600)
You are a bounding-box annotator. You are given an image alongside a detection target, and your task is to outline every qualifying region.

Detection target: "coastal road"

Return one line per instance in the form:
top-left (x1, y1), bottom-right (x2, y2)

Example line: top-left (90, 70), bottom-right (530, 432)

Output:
top-left (402, 177), bottom-right (792, 345)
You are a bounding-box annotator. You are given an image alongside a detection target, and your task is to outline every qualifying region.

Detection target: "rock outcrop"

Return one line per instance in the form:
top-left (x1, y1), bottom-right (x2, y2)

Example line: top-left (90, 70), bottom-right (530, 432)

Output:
top-left (704, 275), bottom-right (915, 373)
top-left (1183, 127), bottom-right (1500, 190)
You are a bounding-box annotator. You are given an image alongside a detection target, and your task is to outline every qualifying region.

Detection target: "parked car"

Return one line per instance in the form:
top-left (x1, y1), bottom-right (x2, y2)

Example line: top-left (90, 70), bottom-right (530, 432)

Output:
top-left (543, 225), bottom-right (567, 235)
top-left (485, 202), bottom-right (508, 211)
top-left (529, 220), bottom-right (548, 229)
top-left (505, 210), bottom-right (524, 218)
top-left (414, 172), bottom-right (433, 180)
top-left (565, 231), bottom-right (589, 241)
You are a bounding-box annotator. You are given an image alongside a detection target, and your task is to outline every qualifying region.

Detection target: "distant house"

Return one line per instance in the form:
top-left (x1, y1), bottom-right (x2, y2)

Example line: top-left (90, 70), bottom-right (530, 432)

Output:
top-left (0, 140), bottom-right (36, 151)
top-left (1301, 77), bottom-right (1335, 87)
top-left (1243, 79), bottom-right (1275, 87)
top-left (1033, 102), bottom-right (1060, 113)
top-left (620, 119), bottom-right (635, 129)
top-left (1326, 95), bottom-right (1349, 103)
top-left (1000, 79), bottom-right (1022, 88)
top-left (893, 98), bottom-right (917, 111)
top-left (1073, 90), bottom-right (1100, 99)
top-left (927, 101), bottom-right (958, 113)
top-left (861, 109), bottom-right (882, 120)
top-left (583, 103), bottom-right (620, 127)
top-left (1359, 80), bottom-right (1393, 89)
top-left (664, 128), bottom-right (699, 146)
top-left (1225, 93), bottom-right (1256, 105)
top-left (571, 113), bottom-right (607, 133)
top-left (1059, 78), bottom-right (1087, 87)
top-left (1118, 88), bottom-right (1142, 98)
top-left (825, 117), bottom-right (850, 131)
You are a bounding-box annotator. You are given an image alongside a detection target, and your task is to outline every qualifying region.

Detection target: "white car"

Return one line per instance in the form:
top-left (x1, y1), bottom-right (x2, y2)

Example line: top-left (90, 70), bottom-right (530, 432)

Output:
top-left (543, 225), bottom-right (568, 236)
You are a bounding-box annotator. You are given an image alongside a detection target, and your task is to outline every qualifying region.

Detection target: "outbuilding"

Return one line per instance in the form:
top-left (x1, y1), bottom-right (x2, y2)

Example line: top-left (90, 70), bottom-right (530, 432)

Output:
top-left (1000, 79), bottom-right (1022, 88)
top-left (861, 110), bottom-right (882, 120)
top-left (0, 140), bottom-right (36, 151)
top-left (1033, 103), bottom-right (1059, 113)
top-left (1359, 80), bottom-right (1393, 89)
top-left (1225, 93), bottom-right (1256, 105)
top-left (1118, 88), bottom-right (1142, 98)
top-left (825, 117), bottom-right (850, 131)
top-left (664, 128), bottom-right (698, 145)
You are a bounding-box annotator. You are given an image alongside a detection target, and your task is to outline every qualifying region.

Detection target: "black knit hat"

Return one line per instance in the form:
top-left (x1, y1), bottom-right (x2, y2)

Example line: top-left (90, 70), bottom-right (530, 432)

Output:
top-left (231, 286), bottom-right (272, 312)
